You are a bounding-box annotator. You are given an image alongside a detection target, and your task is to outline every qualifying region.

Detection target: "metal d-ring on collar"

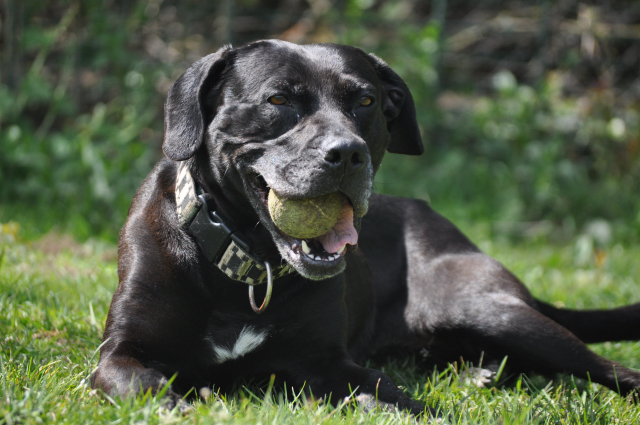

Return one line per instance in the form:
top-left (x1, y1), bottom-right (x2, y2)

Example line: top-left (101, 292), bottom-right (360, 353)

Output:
top-left (248, 261), bottom-right (272, 314)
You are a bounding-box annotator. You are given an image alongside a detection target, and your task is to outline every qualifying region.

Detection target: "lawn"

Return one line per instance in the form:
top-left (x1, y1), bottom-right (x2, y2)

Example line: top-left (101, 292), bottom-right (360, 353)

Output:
top-left (2, 220), bottom-right (640, 424)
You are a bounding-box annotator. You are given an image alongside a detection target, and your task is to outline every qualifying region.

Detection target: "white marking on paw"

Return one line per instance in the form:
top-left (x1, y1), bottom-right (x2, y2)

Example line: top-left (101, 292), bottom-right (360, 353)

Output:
top-left (213, 326), bottom-right (268, 364)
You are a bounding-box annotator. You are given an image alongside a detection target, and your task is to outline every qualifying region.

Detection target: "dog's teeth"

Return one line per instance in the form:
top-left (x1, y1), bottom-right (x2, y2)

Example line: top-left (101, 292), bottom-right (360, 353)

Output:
top-left (314, 255), bottom-right (322, 261)
top-left (302, 240), bottom-right (311, 255)
top-left (337, 245), bottom-right (346, 255)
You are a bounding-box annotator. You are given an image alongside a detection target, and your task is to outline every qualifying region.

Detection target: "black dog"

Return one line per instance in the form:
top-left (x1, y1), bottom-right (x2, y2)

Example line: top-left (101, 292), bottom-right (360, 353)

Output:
top-left (92, 40), bottom-right (640, 416)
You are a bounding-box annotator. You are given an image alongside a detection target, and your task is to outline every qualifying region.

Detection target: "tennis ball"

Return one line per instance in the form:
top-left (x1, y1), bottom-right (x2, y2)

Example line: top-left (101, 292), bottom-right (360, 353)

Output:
top-left (268, 191), bottom-right (343, 239)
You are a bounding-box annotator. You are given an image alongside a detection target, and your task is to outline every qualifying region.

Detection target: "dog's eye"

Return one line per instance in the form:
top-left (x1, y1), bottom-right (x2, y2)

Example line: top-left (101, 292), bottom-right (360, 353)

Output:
top-left (359, 96), bottom-right (373, 107)
top-left (268, 95), bottom-right (290, 105)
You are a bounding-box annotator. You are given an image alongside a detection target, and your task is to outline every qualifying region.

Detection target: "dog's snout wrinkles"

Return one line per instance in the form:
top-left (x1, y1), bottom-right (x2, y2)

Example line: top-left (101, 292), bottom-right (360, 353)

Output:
top-left (324, 140), bottom-right (366, 175)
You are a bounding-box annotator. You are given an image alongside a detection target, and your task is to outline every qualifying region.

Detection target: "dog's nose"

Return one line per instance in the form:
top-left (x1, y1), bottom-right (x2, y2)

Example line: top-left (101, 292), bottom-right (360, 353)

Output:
top-left (323, 140), bottom-right (366, 175)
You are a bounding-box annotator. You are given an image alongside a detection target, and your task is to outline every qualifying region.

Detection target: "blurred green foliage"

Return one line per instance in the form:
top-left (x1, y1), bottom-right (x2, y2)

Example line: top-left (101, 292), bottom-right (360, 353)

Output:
top-left (1, 0), bottom-right (166, 240)
top-left (1, 0), bottom-right (639, 243)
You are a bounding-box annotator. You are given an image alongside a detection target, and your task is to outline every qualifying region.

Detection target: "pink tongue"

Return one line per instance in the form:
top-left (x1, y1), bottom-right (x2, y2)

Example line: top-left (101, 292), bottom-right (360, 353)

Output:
top-left (317, 202), bottom-right (358, 254)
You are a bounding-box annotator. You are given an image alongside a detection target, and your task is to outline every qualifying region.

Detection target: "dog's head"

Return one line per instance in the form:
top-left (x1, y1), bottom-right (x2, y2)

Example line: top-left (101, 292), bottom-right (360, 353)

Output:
top-left (163, 40), bottom-right (422, 280)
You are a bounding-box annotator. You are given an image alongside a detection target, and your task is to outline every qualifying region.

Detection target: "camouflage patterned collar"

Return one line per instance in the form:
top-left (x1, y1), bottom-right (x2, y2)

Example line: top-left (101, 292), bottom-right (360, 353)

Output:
top-left (175, 161), bottom-right (295, 312)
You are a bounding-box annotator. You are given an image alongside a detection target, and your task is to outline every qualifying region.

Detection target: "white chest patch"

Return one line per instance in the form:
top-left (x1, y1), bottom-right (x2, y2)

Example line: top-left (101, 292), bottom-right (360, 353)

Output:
top-left (212, 326), bottom-right (269, 364)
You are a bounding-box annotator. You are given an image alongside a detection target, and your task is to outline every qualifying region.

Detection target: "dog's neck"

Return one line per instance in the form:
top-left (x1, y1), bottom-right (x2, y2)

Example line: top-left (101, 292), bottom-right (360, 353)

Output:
top-left (175, 160), bottom-right (296, 290)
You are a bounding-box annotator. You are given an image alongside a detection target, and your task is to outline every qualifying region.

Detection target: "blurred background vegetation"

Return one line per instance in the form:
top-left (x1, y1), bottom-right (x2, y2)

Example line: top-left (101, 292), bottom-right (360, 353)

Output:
top-left (1, 0), bottom-right (639, 244)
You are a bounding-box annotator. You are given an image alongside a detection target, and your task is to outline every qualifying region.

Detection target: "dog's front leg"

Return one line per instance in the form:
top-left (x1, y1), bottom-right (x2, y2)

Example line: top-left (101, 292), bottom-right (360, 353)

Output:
top-left (91, 354), bottom-right (190, 412)
top-left (304, 360), bottom-right (432, 417)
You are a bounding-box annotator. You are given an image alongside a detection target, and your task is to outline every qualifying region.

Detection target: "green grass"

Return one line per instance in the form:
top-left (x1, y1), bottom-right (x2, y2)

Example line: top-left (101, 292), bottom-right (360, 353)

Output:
top-left (2, 222), bottom-right (640, 424)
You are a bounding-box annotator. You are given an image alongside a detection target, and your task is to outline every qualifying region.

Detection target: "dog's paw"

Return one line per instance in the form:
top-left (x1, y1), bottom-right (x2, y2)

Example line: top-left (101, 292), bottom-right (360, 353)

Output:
top-left (159, 391), bottom-right (193, 414)
top-left (460, 367), bottom-right (496, 388)
top-left (344, 393), bottom-right (442, 422)
top-left (344, 393), bottom-right (398, 413)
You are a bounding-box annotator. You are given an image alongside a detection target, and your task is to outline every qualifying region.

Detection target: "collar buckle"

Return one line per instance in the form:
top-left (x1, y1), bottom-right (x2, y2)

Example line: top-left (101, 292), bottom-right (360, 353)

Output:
top-left (189, 193), bottom-right (252, 264)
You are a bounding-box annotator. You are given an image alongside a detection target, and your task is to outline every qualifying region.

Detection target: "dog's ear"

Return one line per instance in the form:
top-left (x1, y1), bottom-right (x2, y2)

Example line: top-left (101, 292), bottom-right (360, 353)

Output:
top-left (366, 53), bottom-right (424, 155)
top-left (163, 46), bottom-right (232, 161)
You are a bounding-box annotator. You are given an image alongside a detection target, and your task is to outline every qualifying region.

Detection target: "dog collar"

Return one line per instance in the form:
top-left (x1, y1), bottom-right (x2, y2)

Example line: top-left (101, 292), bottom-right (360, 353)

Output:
top-left (175, 161), bottom-right (295, 313)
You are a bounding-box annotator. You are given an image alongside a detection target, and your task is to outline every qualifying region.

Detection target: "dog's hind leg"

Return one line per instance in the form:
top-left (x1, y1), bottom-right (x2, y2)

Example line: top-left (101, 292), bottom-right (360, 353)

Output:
top-left (536, 301), bottom-right (640, 343)
top-left (460, 294), bottom-right (640, 396)
top-left (407, 253), bottom-right (640, 396)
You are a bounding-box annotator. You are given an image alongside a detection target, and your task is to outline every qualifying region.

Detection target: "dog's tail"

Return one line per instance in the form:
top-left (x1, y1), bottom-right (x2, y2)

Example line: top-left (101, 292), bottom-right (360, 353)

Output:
top-left (536, 300), bottom-right (640, 343)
